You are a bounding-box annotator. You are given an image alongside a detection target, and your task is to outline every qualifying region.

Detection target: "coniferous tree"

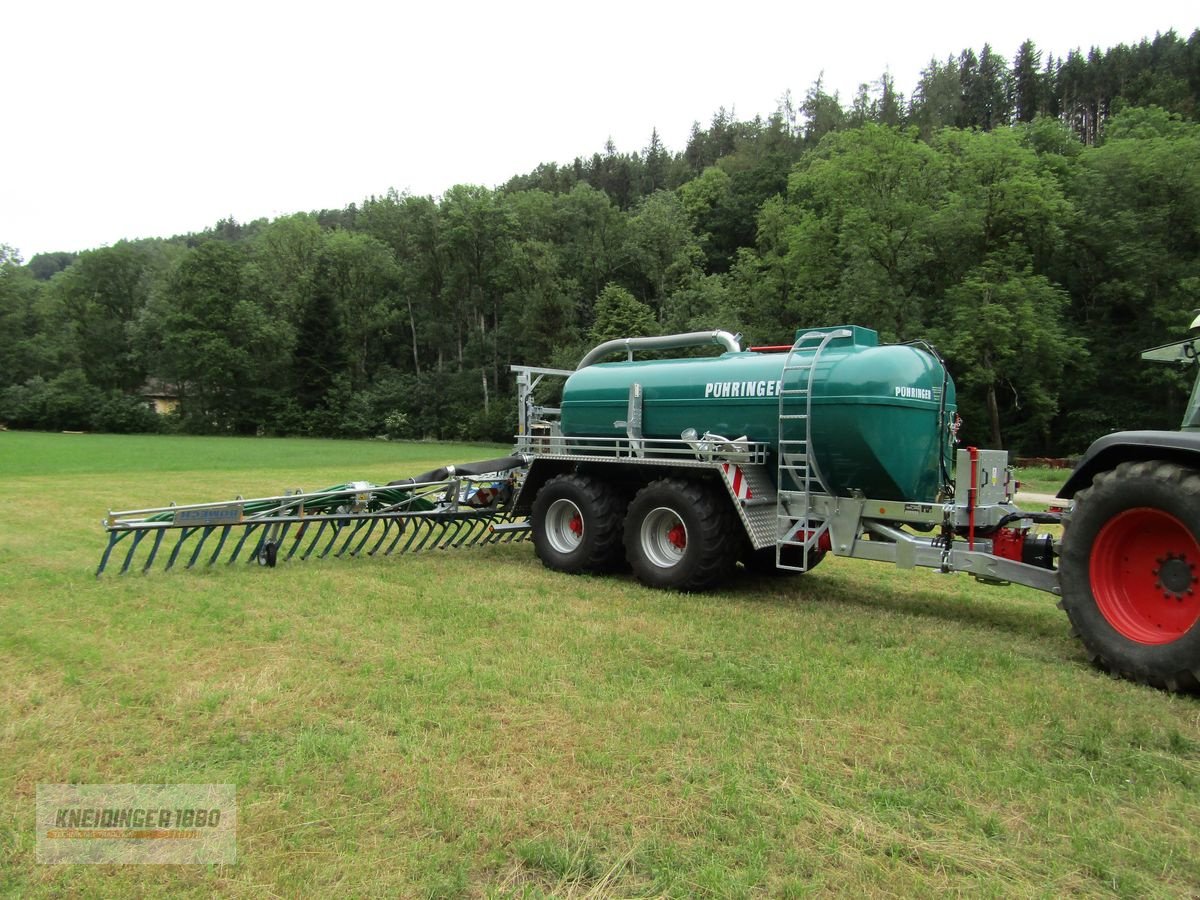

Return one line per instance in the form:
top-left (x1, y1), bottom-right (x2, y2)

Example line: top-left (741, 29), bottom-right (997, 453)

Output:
top-left (1013, 40), bottom-right (1043, 123)
top-left (910, 56), bottom-right (963, 137)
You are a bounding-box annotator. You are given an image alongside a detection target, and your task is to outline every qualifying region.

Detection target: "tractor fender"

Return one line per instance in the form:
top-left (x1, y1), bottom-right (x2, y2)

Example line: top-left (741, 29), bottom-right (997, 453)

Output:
top-left (1059, 430), bottom-right (1200, 498)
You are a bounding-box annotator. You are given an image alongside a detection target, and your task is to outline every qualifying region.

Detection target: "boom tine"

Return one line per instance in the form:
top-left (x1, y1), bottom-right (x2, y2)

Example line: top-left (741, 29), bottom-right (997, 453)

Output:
top-left (334, 520), bottom-right (367, 558)
top-left (350, 519), bottom-right (379, 556)
top-left (411, 519), bottom-right (442, 552)
top-left (459, 519), bottom-right (490, 548)
top-left (397, 519), bottom-right (424, 553)
top-left (382, 520), bottom-right (409, 556)
top-left (439, 520), bottom-right (462, 549)
top-left (438, 519), bottom-right (465, 549)
top-left (448, 520), bottom-right (470, 549)
top-left (286, 522), bottom-right (309, 561)
top-left (454, 518), bottom-right (480, 548)
top-left (302, 522), bottom-right (329, 560)
top-left (247, 528), bottom-right (269, 565)
top-left (367, 520), bottom-right (393, 556)
top-left (186, 526), bottom-right (215, 569)
top-left (142, 529), bottom-right (166, 572)
top-left (437, 518), bottom-right (462, 550)
top-left (165, 527), bottom-right (200, 572)
top-left (471, 518), bottom-right (496, 546)
top-left (207, 526), bottom-right (233, 566)
top-left (451, 518), bottom-right (477, 548)
top-left (333, 522), bottom-right (355, 557)
top-left (97, 530), bottom-right (130, 576)
top-left (227, 524), bottom-right (261, 565)
top-left (318, 523), bottom-right (343, 559)
top-left (452, 520), bottom-right (475, 548)
top-left (119, 529), bottom-right (150, 575)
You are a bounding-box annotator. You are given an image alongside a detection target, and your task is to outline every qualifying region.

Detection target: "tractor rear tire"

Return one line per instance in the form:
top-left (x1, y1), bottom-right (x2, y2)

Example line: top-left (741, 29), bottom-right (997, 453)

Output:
top-left (624, 478), bottom-right (739, 591)
top-left (1059, 460), bottom-right (1200, 692)
top-left (531, 473), bottom-right (627, 575)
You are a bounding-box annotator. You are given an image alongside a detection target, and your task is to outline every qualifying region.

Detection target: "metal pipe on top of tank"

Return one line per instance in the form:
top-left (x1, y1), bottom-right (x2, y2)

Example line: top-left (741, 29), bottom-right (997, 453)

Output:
top-left (576, 331), bottom-right (742, 370)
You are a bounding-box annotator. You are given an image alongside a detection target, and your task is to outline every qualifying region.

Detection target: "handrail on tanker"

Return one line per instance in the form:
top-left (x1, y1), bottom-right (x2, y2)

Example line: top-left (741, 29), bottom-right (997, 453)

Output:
top-left (576, 330), bottom-right (741, 370)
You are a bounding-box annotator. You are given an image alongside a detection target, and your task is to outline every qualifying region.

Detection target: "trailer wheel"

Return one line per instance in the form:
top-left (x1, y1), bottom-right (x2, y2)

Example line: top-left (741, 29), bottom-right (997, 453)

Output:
top-left (1059, 460), bottom-right (1200, 692)
top-left (624, 478), bottom-right (738, 591)
top-left (531, 473), bottom-right (627, 575)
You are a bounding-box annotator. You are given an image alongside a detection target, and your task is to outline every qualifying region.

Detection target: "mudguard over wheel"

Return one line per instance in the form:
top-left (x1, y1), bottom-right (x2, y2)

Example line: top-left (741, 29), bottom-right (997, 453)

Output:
top-left (530, 473), bottom-right (627, 574)
top-left (624, 478), bottom-right (739, 591)
top-left (1059, 460), bottom-right (1200, 692)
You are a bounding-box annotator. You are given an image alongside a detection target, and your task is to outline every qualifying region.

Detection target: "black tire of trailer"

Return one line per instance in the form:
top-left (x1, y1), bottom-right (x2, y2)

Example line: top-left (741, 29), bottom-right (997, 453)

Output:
top-left (624, 478), bottom-right (740, 591)
top-left (1058, 459), bottom-right (1200, 693)
top-left (530, 473), bottom-right (628, 574)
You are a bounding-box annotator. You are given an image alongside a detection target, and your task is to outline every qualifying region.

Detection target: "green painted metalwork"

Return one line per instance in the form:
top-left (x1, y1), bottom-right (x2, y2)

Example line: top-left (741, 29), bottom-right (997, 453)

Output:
top-left (561, 326), bottom-right (955, 501)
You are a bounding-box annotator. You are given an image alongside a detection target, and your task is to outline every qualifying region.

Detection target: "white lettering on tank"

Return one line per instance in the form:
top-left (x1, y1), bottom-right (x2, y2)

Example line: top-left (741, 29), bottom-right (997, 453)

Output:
top-left (894, 385), bottom-right (933, 400)
top-left (701, 379), bottom-right (788, 399)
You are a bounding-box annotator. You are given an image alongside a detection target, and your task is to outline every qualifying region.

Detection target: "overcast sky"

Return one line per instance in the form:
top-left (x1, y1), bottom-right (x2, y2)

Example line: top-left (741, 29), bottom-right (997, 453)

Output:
top-left (2, 0), bottom-right (1196, 259)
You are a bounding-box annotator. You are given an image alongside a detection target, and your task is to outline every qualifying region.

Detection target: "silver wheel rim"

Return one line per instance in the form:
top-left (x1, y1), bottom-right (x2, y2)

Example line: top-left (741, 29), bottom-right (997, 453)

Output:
top-left (641, 507), bottom-right (687, 568)
top-left (545, 498), bottom-right (584, 553)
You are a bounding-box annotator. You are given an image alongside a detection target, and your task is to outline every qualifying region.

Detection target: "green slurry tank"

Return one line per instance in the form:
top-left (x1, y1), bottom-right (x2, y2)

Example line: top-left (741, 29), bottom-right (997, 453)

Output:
top-left (560, 325), bottom-right (955, 502)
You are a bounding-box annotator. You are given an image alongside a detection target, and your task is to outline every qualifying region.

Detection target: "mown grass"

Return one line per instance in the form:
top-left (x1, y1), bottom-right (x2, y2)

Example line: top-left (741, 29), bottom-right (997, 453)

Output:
top-left (1, 432), bottom-right (1197, 896)
top-left (1014, 466), bottom-right (1071, 497)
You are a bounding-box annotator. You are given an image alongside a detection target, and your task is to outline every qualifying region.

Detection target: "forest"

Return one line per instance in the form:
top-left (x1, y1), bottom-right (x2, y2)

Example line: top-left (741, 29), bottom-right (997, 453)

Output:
top-left (2, 30), bottom-right (1199, 455)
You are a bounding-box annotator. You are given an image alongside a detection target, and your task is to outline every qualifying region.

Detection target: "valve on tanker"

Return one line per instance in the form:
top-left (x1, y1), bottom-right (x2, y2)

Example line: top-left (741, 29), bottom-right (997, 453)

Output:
top-left (681, 428), bottom-right (750, 460)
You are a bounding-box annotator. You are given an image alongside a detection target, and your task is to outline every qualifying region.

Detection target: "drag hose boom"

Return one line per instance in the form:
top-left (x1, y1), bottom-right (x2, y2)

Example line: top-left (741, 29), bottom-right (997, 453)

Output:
top-left (97, 458), bottom-right (530, 575)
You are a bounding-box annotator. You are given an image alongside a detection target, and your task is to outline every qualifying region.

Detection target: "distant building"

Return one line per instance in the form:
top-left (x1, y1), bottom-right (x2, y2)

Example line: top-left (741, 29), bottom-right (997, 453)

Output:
top-left (140, 380), bottom-right (180, 415)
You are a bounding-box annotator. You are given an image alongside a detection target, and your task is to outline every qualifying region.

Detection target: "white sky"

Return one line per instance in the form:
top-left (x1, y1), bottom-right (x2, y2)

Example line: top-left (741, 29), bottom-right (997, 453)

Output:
top-left (2, 0), bottom-right (1196, 259)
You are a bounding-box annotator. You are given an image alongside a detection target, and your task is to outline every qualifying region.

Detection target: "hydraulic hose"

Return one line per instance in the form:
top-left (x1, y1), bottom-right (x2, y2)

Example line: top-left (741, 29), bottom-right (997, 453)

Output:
top-left (387, 454), bottom-right (528, 487)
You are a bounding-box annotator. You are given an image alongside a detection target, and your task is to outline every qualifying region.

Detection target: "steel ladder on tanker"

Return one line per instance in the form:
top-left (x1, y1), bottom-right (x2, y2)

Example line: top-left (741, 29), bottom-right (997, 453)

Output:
top-left (775, 329), bottom-right (852, 571)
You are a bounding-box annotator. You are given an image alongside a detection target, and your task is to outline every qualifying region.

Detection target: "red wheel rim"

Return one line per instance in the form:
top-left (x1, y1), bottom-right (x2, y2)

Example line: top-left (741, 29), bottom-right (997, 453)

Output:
top-left (1090, 507), bottom-right (1200, 644)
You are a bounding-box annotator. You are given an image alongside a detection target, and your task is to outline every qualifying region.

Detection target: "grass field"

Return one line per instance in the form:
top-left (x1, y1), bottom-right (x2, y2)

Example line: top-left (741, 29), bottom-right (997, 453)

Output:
top-left (2, 431), bottom-right (1198, 897)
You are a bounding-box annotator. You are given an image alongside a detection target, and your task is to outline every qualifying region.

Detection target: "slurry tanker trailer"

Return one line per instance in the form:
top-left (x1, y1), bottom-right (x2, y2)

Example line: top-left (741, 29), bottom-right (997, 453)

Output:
top-left (98, 322), bottom-right (1200, 692)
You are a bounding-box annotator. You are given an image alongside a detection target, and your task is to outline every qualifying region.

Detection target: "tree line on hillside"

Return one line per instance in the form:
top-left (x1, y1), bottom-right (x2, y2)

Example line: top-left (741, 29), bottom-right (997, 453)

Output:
top-left (2, 30), bottom-right (1199, 455)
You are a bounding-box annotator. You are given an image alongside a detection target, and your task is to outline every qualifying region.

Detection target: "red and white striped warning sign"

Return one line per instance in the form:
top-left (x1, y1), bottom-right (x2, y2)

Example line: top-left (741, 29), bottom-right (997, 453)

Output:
top-left (721, 463), bottom-right (753, 501)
